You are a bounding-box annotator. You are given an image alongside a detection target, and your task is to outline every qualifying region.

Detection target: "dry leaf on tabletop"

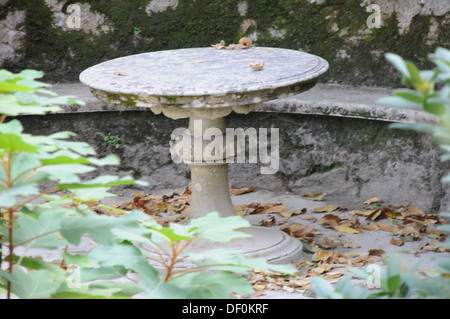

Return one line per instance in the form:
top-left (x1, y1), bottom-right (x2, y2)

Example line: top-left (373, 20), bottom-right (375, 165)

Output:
top-left (301, 192), bottom-right (327, 201)
top-left (239, 37), bottom-right (253, 48)
top-left (390, 237), bottom-right (404, 246)
top-left (113, 71), bottom-right (128, 76)
top-left (315, 206), bottom-right (340, 213)
top-left (341, 239), bottom-right (361, 249)
top-left (211, 40), bottom-right (226, 49)
top-left (249, 61), bottom-right (265, 71)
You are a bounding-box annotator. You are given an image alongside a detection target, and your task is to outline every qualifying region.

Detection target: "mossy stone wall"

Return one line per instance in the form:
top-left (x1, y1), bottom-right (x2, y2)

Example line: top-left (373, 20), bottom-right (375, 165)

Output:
top-left (1, 0), bottom-right (449, 86)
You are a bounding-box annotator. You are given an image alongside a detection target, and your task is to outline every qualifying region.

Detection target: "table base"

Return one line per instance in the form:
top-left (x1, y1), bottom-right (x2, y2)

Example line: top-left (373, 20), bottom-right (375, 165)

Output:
top-left (140, 226), bottom-right (303, 270)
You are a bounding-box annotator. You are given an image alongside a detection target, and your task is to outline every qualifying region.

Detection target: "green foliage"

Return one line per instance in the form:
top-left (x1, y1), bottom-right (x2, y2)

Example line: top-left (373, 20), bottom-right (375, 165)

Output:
top-left (104, 132), bottom-right (121, 149)
top-left (0, 69), bottom-right (296, 299)
top-left (311, 47), bottom-right (450, 299)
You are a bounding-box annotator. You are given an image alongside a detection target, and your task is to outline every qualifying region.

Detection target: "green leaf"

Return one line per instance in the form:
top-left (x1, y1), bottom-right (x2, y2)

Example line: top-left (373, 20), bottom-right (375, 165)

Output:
top-left (0, 131), bottom-right (39, 153)
top-left (60, 212), bottom-right (117, 246)
top-left (88, 282), bottom-right (143, 298)
top-left (80, 266), bottom-right (128, 282)
top-left (0, 183), bottom-right (39, 207)
top-left (170, 271), bottom-right (252, 299)
top-left (10, 268), bottom-right (62, 299)
top-left (385, 53), bottom-right (410, 78)
top-left (393, 89), bottom-right (424, 104)
top-left (387, 274), bottom-right (401, 293)
top-left (7, 209), bottom-right (67, 249)
top-left (188, 212), bottom-right (252, 242)
top-left (71, 187), bottom-right (116, 201)
top-left (61, 252), bottom-right (93, 268)
top-left (15, 256), bottom-right (66, 280)
top-left (185, 248), bottom-right (297, 275)
top-left (377, 96), bottom-right (422, 108)
top-left (310, 276), bottom-right (342, 299)
top-left (89, 242), bottom-right (150, 270)
top-left (406, 61), bottom-right (422, 86)
top-left (59, 175), bottom-right (147, 190)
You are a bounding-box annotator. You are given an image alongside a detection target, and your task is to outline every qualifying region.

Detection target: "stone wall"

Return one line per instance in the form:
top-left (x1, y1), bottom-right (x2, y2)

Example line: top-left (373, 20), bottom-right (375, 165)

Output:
top-left (17, 108), bottom-right (450, 212)
top-left (1, 0), bottom-right (449, 86)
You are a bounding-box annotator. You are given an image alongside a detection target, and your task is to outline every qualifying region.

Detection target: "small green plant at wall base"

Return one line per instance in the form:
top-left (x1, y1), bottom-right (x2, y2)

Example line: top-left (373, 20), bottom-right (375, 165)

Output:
top-left (104, 132), bottom-right (121, 148)
top-left (311, 47), bottom-right (450, 299)
top-left (133, 26), bottom-right (142, 35)
top-left (0, 69), bottom-right (296, 299)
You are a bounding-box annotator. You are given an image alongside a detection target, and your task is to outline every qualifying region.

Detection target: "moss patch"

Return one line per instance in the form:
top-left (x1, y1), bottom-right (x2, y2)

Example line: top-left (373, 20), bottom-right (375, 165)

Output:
top-left (1, 0), bottom-right (448, 86)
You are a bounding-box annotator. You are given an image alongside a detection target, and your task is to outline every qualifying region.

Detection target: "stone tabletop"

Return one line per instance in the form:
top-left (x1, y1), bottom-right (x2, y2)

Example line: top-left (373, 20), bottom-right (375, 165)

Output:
top-left (79, 47), bottom-right (328, 112)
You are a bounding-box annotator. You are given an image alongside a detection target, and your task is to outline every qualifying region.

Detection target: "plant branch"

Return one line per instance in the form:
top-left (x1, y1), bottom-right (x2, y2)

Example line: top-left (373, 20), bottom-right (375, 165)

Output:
top-left (14, 229), bottom-right (60, 247)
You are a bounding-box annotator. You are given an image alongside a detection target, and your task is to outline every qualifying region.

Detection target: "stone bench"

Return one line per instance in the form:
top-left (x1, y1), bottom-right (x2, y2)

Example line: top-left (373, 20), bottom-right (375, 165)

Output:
top-left (21, 82), bottom-right (447, 212)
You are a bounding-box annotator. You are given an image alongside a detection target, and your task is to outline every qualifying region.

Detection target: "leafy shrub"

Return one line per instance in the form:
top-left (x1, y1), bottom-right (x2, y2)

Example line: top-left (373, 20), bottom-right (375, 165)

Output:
top-left (0, 69), bottom-right (296, 299)
top-left (311, 47), bottom-right (450, 299)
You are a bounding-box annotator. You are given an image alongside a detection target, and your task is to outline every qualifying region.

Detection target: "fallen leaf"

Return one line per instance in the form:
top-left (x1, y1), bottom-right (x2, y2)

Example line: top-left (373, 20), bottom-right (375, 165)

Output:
top-left (324, 272), bottom-right (344, 279)
top-left (333, 223), bottom-right (361, 234)
top-left (229, 186), bottom-right (256, 195)
top-left (280, 223), bottom-right (320, 242)
top-left (302, 192), bottom-right (327, 201)
top-left (113, 71), bottom-right (128, 76)
top-left (211, 40), bottom-right (226, 49)
top-left (315, 206), bottom-right (339, 213)
top-left (312, 250), bottom-right (333, 263)
top-left (368, 249), bottom-right (385, 256)
top-left (314, 236), bottom-right (336, 249)
top-left (393, 226), bottom-right (422, 239)
top-left (363, 222), bottom-right (398, 232)
top-left (341, 239), bottom-right (361, 249)
top-left (264, 204), bottom-right (288, 214)
top-left (260, 216), bottom-right (276, 227)
top-left (249, 61), bottom-right (265, 71)
top-left (350, 209), bottom-right (378, 217)
top-left (400, 207), bottom-right (425, 217)
top-left (279, 209), bottom-right (306, 218)
top-left (375, 222), bottom-right (398, 232)
top-left (297, 213), bottom-right (317, 222)
top-left (390, 237), bottom-right (404, 246)
top-left (319, 214), bottom-right (344, 228)
top-left (364, 197), bottom-right (382, 205)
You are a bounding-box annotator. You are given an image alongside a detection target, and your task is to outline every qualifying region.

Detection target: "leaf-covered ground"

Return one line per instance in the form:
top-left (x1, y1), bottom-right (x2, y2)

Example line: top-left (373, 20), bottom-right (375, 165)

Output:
top-left (98, 185), bottom-right (449, 298)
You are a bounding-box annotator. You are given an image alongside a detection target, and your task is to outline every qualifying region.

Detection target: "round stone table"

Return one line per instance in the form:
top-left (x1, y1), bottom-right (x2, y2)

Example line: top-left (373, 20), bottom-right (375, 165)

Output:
top-left (80, 46), bottom-right (328, 265)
